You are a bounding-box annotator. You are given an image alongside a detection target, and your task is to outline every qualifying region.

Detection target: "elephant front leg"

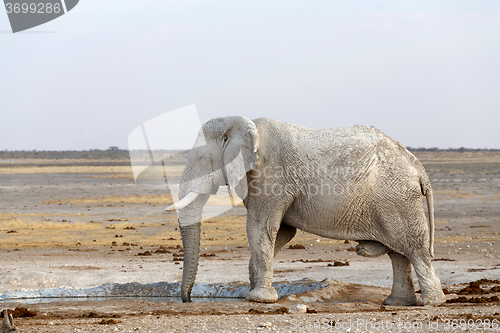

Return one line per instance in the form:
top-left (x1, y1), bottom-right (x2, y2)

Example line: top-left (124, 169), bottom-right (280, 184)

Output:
top-left (245, 216), bottom-right (281, 303)
top-left (248, 224), bottom-right (296, 292)
top-left (383, 251), bottom-right (417, 306)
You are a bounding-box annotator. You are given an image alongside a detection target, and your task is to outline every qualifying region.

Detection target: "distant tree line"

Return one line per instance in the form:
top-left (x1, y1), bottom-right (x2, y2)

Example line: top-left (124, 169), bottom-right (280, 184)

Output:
top-left (0, 148), bottom-right (187, 160)
top-left (1, 147), bottom-right (499, 160)
top-left (0, 149), bottom-right (131, 160)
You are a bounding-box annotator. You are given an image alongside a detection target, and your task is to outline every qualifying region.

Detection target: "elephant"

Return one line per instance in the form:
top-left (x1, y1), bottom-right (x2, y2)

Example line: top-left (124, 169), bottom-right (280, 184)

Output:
top-left (165, 116), bottom-right (446, 306)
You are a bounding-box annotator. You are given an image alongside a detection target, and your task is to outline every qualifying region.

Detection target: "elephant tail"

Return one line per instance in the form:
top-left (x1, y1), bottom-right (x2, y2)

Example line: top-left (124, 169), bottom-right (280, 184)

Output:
top-left (420, 176), bottom-right (435, 257)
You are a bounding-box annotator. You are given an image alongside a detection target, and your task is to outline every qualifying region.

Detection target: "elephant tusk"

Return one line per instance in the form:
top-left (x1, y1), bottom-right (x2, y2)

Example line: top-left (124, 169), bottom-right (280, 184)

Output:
top-left (165, 192), bottom-right (200, 212)
top-left (228, 188), bottom-right (236, 207)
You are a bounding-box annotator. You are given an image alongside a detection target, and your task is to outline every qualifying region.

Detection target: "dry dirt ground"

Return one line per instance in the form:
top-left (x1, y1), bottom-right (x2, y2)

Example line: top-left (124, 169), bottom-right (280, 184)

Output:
top-left (0, 151), bottom-right (500, 332)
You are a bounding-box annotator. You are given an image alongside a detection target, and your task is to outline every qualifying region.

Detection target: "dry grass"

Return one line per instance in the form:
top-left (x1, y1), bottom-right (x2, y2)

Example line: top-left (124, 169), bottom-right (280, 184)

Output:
top-left (412, 151), bottom-right (500, 174)
top-left (413, 151), bottom-right (500, 163)
top-left (0, 164), bottom-right (188, 184)
top-left (0, 213), bottom-right (337, 249)
top-left (40, 194), bottom-right (174, 205)
top-left (434, 190), bottom-right (483, 199)
top-left (38, 193), bottom-right (244, 207)
top-left (0, 214), bottom-right (180, 248)
top-left (132, 165), bottom-right (185, 178)
top-left (85, 164), bottom-right (187, 180)
top-left (0, 214), bottom-right (247, 249)
top-left (482, 194), bottom-right (500, 201)
top-left (434, 190), bottom-right (500, 200)
top-left (0, 166), bottom-right (133, 175)
top-left (86, 173), bottom-right (134, 179)
top-left (0, 158), bottom-right (129, 165)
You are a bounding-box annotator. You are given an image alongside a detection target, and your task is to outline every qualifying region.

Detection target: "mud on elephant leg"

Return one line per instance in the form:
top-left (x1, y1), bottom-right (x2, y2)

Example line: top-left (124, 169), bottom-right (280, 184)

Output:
top-left (383, 251), bottom-right (417, 306)
top-left (249, 224), bottom-right (296, 291)
top-left (411, 251), bottom-right (446, 306)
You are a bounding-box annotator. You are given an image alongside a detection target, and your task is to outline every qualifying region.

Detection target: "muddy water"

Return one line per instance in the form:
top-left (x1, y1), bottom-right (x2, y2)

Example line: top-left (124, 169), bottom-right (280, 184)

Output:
top-left (2, 296), bottom-right (242, 304)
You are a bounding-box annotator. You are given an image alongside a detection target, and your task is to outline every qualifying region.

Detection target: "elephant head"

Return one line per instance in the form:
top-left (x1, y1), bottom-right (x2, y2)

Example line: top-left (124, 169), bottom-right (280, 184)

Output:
top-left (165, 116), bottom-right (259, 302)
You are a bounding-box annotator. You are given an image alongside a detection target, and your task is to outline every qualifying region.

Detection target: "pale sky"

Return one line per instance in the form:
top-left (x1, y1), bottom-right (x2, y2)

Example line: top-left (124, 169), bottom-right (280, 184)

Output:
top-left (1, 1), bottom-right (499, 150)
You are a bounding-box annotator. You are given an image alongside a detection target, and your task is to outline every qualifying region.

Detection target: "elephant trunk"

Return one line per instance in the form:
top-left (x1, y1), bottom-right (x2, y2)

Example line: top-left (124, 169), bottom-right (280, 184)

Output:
top-left (176, 183), bottom-right (208, 302)
top-left (180, 221), bottom-right (201, 302)
top-left (174, 140), bottom-right (226, 302)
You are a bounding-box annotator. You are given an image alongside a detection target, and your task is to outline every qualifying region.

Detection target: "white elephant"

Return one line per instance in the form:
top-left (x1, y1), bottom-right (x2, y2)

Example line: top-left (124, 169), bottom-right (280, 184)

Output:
top-left (166, 116), bottom-right (446, 306)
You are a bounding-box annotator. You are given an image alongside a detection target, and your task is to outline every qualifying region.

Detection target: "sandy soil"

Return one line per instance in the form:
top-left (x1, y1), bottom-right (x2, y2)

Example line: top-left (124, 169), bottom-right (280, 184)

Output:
top-left (1, 152), bottom-right (500, 332)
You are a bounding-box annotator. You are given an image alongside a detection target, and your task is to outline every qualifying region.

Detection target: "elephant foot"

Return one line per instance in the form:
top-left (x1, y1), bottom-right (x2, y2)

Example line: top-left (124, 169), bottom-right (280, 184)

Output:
top-left (246, 287), bottom-right (278, 303)
top-left (416, 290), bottom-right (446, 306)
top-left (383, 294), bottom-right (417, 306)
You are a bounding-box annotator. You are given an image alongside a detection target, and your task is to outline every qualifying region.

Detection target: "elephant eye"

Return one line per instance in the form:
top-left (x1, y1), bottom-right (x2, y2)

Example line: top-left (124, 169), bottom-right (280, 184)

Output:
top-left (223, 135), bottom-right (228, 143)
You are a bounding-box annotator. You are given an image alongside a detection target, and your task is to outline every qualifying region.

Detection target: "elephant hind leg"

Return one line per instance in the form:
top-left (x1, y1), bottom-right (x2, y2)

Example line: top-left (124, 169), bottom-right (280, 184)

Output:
top-left (410, 249), bottom-right (446, 306)
top-left (249, 223), bottom-right (296, 291)
top-left (373, 195), bottom-right (445, 306)
top-left (383, 251), bottom-right (417, 306)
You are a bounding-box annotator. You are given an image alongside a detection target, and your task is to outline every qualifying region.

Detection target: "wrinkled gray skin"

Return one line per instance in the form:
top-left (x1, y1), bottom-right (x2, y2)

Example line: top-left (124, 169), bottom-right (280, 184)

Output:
top-left (1, 310), bottom-right (19, 333)
top-left (175, 116), bottom-right (446, 306)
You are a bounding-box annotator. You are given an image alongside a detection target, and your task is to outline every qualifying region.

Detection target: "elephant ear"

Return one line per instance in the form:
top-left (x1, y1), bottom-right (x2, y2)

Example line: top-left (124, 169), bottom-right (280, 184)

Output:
top-left (222, 116), bottom-right (259, 198)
